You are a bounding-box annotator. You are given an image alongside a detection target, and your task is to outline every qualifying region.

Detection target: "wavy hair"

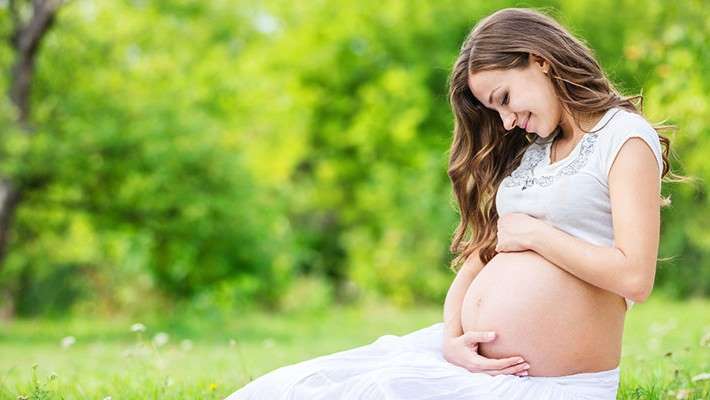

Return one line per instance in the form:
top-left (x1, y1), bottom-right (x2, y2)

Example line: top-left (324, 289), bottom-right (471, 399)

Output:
top-left (446, 7), bottom-right (689, 272)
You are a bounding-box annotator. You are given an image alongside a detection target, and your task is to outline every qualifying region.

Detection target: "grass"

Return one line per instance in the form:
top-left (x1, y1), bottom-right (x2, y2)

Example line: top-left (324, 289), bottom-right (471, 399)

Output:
top-left (0, 293), bottom-right (707, 399)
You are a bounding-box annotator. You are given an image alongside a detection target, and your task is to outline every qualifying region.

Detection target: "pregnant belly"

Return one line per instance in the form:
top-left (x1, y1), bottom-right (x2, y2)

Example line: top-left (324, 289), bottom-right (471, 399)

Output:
top-left (460, 250), bottom-right (626, 377)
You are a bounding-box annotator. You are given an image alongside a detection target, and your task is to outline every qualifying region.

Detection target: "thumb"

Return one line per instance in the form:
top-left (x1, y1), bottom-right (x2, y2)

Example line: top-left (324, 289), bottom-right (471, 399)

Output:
top-left (463, 331), bottom-right (496, 344)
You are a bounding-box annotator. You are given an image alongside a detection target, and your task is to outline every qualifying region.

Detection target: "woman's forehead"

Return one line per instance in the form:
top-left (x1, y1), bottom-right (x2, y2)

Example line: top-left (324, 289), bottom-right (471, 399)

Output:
top-left (468, 70), bottom-right (508, 105)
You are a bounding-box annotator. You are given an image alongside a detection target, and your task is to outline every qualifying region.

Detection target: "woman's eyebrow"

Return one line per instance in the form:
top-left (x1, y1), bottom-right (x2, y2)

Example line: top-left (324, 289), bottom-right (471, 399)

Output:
top-left (488, 86), bottom-right (500, 106)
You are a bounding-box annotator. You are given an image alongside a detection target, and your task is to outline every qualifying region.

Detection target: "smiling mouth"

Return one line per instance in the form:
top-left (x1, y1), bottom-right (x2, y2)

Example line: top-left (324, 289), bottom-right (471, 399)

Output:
top-left (520, 113), bottom-right (530, 131)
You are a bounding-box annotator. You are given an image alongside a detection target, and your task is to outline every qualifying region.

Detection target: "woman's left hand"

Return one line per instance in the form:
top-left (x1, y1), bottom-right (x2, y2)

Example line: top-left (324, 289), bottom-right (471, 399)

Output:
top-left (495, 212), bottom-right (544, 253)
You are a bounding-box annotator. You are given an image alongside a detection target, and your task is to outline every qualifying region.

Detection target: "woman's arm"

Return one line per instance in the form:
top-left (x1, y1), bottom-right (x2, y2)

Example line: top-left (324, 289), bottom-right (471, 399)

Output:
top-left (526, 137), bottom-right (661, 303)
top-left (443, 249), bottom-right (486, 338)
top-left (441, 248), bottom-right (529, 375)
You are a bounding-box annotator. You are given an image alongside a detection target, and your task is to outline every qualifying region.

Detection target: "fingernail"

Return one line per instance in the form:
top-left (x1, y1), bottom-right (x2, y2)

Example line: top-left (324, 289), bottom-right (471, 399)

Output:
top-left (516, 358), bottom-right (524, 363)
top-left (486, 332), bottom-right (495, 338)
top-left (520, 371), bottom-right (528, 376)
top-left (522, 363), bottom-right (530, 369)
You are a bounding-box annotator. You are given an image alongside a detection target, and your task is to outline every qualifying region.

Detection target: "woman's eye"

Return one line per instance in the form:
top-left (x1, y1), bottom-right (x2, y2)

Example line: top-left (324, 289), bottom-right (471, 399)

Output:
top-left (501, 92), bottom-right (509, 106)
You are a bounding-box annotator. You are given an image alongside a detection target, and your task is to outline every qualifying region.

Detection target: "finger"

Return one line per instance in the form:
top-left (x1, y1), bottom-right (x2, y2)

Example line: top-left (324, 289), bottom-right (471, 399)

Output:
top-left (485, 362), bottom-right (530, 376)
top-left (463, 331), bottom-right (496, 345)
top-left (471, 354), bottom-right (526, 370)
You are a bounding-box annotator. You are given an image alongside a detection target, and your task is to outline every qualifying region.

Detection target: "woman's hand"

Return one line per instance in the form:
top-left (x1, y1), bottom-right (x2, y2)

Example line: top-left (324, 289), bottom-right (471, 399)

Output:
top-left (442, 331), bottom-right (530, 377)
top-left (495, 212), bottom-right (544, 253)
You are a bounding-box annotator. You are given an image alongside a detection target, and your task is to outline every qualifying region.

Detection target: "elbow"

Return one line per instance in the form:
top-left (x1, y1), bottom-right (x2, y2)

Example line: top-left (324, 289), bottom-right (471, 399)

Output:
top-left (627, 286), bottom-right (651, 304)
top-left (626, 272), bottom-right (654, 304)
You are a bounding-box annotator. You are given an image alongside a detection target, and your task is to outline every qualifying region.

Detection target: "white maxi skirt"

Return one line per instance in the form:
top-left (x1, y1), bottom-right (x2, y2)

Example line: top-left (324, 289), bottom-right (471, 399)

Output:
top-left (225, 322), bottom-right (620, 400)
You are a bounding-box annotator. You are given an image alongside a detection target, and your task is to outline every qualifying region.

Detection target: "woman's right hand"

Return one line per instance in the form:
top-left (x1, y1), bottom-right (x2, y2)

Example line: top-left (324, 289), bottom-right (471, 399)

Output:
top-left (442, 331), bottom-right (530, 377)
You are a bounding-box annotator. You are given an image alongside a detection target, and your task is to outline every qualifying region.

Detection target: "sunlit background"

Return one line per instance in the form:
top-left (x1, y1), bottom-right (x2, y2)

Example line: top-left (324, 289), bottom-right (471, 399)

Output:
top-left (0, 1), bottom-right (707, 399)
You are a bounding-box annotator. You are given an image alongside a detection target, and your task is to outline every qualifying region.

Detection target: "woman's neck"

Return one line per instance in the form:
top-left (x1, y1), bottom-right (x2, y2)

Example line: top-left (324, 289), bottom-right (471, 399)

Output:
top-left (557, 110), bottom-right (605, 142)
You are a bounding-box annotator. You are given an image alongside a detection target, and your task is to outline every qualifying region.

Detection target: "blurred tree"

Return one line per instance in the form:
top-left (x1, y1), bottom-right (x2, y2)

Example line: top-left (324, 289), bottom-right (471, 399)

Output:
top-left (0, 0), bottom-right (294, 317)
top-left (0, 0), bottom-right (705, 317)
top-left (0, 0), bottom-right (64, 317)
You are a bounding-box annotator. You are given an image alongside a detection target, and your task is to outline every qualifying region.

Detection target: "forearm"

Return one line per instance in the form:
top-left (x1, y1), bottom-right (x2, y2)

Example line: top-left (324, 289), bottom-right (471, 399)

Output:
top-left (527, 222), bottom-right (645, 302)
top-left (442, 252), bottom-right (484, 338)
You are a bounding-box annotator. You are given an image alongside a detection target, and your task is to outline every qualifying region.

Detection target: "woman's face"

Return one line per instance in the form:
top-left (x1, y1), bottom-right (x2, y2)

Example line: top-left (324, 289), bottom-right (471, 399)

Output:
top-left (468, 54), bottom-right (561, 138)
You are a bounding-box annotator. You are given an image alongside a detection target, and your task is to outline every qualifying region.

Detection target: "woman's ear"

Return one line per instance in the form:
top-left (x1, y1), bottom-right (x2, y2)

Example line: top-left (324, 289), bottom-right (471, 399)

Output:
top-left (529, 53), bottom-right (550, 74)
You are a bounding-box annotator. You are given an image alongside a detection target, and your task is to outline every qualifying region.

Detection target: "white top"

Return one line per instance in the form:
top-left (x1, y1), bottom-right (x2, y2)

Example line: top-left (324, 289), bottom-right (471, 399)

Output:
top-left (495, 107), bottom-right (664, 311)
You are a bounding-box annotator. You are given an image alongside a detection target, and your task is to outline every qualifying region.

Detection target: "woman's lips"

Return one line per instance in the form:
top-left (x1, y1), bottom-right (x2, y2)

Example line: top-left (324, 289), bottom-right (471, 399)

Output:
top-left (515, 113), bottom-right (531, 131)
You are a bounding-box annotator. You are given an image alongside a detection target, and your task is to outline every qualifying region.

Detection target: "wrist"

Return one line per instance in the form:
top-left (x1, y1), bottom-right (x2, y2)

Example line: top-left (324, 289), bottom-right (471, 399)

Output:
top-left (526, 220), bottom-right (547, 252)
top-left (442, 323), bottom-right (462, 339)
top-left (443, 331), bottom-right (459, 340)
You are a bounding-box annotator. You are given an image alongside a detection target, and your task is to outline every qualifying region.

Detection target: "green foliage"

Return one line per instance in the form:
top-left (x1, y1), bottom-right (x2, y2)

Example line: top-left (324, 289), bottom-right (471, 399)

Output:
top-left (0, 0), bottom-right (706, 315)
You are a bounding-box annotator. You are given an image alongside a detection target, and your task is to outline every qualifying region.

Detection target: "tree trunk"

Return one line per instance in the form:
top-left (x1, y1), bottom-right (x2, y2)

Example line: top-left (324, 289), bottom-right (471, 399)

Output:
top-left (0, 0), bottom-right (64, 318)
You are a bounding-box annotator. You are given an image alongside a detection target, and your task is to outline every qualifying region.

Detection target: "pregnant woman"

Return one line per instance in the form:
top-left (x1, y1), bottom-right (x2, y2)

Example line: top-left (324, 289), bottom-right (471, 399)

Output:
top-left (226, 7), bottom-right (678, 400)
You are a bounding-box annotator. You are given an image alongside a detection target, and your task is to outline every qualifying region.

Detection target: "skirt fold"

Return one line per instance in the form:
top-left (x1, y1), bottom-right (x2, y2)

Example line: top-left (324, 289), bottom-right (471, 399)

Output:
top-left (225, 322), bottom-right (619, 400)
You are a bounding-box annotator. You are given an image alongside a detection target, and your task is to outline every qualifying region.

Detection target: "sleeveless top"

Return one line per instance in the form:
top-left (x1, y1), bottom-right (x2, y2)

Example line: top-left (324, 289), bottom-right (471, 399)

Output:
top-left (495, 107), bottom-right (664, 311)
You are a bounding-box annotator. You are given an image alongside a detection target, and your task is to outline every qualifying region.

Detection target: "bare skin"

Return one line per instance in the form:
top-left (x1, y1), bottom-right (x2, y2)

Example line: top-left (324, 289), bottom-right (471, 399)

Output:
top-left (460, 250), bottom-right (625, 376)
top-left (461, 53), bottom-right (661, 376)
top-left (468, 53), bottom-right (606, 160)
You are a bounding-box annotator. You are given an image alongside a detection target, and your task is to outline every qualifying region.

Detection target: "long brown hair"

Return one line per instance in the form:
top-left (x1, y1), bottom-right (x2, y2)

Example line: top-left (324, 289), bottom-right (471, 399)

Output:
top-left (446, 7), bottom-right (689, 272)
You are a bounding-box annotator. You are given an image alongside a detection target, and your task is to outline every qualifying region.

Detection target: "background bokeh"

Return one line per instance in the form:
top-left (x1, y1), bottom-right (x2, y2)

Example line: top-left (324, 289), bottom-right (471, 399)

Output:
top-left (0, 1), bottom-right (708, 399)
top-left (0, 0), bottom-right (707, 319)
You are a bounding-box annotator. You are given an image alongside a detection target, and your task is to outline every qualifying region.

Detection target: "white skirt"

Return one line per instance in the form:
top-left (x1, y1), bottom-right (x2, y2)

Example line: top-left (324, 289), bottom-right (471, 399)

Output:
top-left (225, 322), bottom-right (620, 400)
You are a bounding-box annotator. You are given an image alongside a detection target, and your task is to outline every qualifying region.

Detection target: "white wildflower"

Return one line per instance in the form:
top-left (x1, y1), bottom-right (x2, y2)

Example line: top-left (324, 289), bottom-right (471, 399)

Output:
top-left (691, 372), bottom-right (710, 382)
top-left (61, 336), bottom-right (76, 349)
top-left (131, 323), bottom-right (146, 333)
top-left (675, 388), bottom-right (692, 399)
top-left (153, 332), bottom-right (169, 347)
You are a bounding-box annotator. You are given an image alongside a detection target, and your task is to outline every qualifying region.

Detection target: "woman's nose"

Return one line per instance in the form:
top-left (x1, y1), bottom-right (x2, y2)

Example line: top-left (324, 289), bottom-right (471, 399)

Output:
top-left (501, 112), bottom-right (517, 131)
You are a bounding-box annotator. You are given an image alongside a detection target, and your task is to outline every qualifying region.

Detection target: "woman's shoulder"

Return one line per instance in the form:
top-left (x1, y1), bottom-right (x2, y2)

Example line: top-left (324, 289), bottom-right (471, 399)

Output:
top-left (597, 107), bottom-right (658, 142)
top-left (595, 107), bottom-right (664, 179)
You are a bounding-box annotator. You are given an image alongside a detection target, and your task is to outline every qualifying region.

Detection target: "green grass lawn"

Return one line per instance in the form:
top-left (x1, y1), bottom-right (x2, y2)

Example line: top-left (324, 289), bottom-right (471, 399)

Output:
top-left (0, 294), bottom-right (707, 399)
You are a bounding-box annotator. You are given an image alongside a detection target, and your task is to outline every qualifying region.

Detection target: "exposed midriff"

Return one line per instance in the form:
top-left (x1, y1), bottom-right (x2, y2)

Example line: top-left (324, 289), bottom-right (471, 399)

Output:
top-left (460, 250), bottom-right (626, 376)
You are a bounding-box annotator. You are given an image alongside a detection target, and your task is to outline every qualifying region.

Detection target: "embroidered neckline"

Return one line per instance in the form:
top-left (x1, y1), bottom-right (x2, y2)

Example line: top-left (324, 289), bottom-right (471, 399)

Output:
top-left (501, 134), bottom-right (598, 190)
top-left (501, 108), bottom-right (620, 191)
top-left (545, 131), bottom-right (592, 167)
